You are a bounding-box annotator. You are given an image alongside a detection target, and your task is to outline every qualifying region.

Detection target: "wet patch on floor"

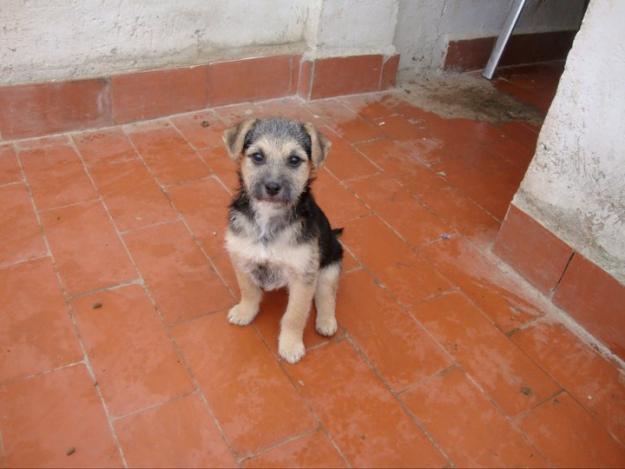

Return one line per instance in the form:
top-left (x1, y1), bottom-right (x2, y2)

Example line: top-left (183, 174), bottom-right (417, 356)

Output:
top-left (397, 70), bottom-right (544, 124)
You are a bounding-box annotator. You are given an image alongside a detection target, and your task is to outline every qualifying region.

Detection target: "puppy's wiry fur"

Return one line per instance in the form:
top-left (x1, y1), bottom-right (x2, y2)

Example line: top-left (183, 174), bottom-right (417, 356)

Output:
top-left (223, 118), bottom-right (342, 363)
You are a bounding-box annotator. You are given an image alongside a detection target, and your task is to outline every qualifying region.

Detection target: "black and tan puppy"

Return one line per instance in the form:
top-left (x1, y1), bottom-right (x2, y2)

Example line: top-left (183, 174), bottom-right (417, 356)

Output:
top-left (222, 118), bottom-right (342, 363)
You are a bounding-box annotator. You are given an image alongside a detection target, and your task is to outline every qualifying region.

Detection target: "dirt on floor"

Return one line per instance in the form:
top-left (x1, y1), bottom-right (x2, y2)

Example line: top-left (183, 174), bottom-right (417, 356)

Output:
top-left (397, 69), bottom-right (544, 125)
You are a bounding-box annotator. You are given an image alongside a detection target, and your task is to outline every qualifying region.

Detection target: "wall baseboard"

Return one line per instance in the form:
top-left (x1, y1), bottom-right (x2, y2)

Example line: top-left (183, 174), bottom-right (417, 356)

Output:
top-left (494, 204), bottom-right (625, 360)
top-left (0, 53), bottom-right (399, 140)
top-left (444, 30), bottom-right (578, 72)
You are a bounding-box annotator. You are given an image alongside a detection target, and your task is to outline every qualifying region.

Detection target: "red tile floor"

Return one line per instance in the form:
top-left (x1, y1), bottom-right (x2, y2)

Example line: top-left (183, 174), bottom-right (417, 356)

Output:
top-left (2, 62), bottom-right (625, 468)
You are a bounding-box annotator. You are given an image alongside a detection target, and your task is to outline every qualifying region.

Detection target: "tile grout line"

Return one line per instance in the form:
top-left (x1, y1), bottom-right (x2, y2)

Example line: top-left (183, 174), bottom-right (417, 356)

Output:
top-left (249, 327), bottom-right (352, 468)
top-left (14, 141), bottom-right (130, 468)
top-left (342, 334), bottom-right (456, 468)
top-left (110, 389), bottom-right (198, 422)
top-left (82, 129), bottom-right (244, 466)
top-left (124, 118), bottom-right (237, 298)
top-left (0, 360), bottom-right (85, 389)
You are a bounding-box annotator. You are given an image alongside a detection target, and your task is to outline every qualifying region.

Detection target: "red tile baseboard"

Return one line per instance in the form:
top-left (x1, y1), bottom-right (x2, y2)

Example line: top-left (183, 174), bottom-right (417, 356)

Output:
top-left (112, 66), bottom-right (209, 124)
top-left (494, 204), bottom-right (573, 294)
top-left (444, 30), bottom-right (578, 72)
top-left (554, 254), bottom-right (625, 359)
top-left (299, 53), bottom-right (399, 100)
top-left (495, 203), bottom-right (625, 360)
top-left (0, 79), bottom-right (112, 140)
top-left (0, 53), bottom-right (399, 140)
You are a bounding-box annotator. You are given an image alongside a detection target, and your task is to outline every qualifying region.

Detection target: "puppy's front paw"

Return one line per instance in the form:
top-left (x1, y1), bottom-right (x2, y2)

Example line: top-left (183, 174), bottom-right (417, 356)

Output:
top-left (227, 303), bottom-right (258, 326)
top-left (278, 335), bottom-right (306, 364)
top-left (315, 317), bottom-right (338, 337)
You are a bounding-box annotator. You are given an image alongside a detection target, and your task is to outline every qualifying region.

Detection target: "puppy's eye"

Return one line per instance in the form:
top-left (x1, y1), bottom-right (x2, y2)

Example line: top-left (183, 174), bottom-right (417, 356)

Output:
top-left (249, 152), bottom-right (265, 164)
top-left (287, 155), bottom-right (302, 168)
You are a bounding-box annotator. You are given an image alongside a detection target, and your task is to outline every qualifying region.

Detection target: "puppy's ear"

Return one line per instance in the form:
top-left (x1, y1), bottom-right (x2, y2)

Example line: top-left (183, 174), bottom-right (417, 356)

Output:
top-left (303, 123), bottom-right (331, 168)
top-left (222, 119), bottom-right (257, 160)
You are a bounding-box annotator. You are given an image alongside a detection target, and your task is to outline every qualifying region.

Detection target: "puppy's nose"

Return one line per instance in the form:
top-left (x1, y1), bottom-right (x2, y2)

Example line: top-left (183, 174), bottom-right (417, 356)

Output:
top-left (265, 182), bottom-right (282, 196)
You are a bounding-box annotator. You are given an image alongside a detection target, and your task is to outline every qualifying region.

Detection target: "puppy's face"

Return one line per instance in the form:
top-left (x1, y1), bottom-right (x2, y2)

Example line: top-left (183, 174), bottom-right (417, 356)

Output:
top-left (223, 119), bottom-right (330, 206)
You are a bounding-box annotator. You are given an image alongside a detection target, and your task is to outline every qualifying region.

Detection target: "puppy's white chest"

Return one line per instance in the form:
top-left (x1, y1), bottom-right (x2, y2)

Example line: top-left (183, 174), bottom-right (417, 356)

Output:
top-left (225, 229), bottom-right (315, 290)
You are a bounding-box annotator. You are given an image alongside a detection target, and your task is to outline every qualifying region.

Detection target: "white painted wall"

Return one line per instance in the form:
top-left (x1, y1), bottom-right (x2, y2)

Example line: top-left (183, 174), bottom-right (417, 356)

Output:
top-left (514, 0), bottom-right (625, 283)
top-left (0, 0), bottom-right (311, 84)
top-left (394, 0), bottom-right (586, 71)
top-left (0, 0), bottom-right (401, 85)
top-left (309, 0), bottom-right (399, 58)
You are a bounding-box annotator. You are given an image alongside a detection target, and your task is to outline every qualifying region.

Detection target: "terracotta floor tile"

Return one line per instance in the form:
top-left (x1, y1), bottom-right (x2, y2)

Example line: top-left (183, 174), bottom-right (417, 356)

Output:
top-left (355, 137), bottom-right (434, 178)
top-left (422, 238), bottom-right (544, 333)
top-left (512, 321), bottom-right (625, 446)
top-left (377, 114), bottom-right (429, 142)
top-left (200, 147), bottom-right (241, 194)
top-left (338, 270), bottom-right (451, 391)
top-left (306, 99), bottom-right (385, 143)
top-left (343, 215), bottom-right (452, 307)
top-left (432, 156), bottom-right (521, 220)
top-left (339, 94), bottom-right (405, 122)
top-left (347, 173), bottom-right (451, 246)
top-left (166, 177), bottom-right (231, 258)
top-left (72, 128), bottom-right (138, 166)
top-left (244, 431), bottom-right (346, 468)
top-left (520, 393), bottom-right (625, 467)
top-left (89, 159), bottom-right (177, 232)
top-left (214, 102), bottom-right (259, 126)
top-left (284, 340), bottom-right (447, 468)
top-left (402, 367), bottom-right (547, 468)
top-left (72, 285), bottom-right (193, 417)
top-left (0, 258), bottom-right (81, 383)
top-left (115, 393), bottom-right (235, 468)
top-left (0, 365), bottom-right (122, 468)
top-left (41, 200), bottom-right (137, 295)
top-left (172, 312), bottom-right (315, 454)
top-left (126, 124), bottom-right (210, 185)
top-left (415, 182), bottom-right (500, 242)
top-left (253, 289), bottom-right (341, 354)
top-left (256, 98), bottom-right (318, 122)
top-left (19, 143), bottom-right (97, 210)
top-left (0, 183), bottom-right (47, 266)
top-left (354, 140), bottom-right (499, 240)
top-left (0, 144), bottom-right (21, 184)
top-left (170, 110), bottom-right (227, 150)
top-left (312, 169), bottom-right (369, 226)
top-left (123, 221), bottom-right (232, 325)
top-left (322, 131), bottom-right (379, 182)
top-left (412, 292), bottom-right (560, 416)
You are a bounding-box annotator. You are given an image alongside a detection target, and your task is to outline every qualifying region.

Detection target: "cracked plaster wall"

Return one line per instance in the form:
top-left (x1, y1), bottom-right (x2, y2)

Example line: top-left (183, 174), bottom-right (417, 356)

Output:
top-left (514, 0), bottom-right (625, 283)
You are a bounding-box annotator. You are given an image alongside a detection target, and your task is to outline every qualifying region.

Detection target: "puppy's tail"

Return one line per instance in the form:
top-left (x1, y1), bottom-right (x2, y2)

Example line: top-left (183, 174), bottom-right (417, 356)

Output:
top-left (332, 228), bottom-right (344, 238)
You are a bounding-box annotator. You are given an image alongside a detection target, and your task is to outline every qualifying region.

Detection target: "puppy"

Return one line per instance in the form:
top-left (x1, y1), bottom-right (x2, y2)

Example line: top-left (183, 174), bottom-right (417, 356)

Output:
top-left (222, 118), bottom-right (342, 363)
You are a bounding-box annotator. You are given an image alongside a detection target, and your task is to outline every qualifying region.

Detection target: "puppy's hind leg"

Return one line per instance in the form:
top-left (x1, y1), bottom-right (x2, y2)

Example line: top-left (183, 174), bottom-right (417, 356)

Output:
top-left (314, 262), bottom-right (340, 337)
top-left (279, 276), bottom-right (317, 363)
top-left (228, 264), bottom-right (263, 326)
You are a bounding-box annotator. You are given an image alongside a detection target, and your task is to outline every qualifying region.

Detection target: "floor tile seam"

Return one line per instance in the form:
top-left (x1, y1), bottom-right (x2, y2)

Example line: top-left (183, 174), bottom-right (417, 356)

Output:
top-left (119, 124), bottom-right (236, 297)
top-left (0, 359), bottom-right (85, 389)
top-left (342, 334), bottom-right (456, 468)
top-left (56, 138), bottom-right (143, 468)
top-left (0, 253), bottom-right (51, 272)
top-left (251, 328), bottom-right (352, 467)
top-left (71, 130), bottom-right (245, 463)
top-left (121, 267), bottom-right (241, 464)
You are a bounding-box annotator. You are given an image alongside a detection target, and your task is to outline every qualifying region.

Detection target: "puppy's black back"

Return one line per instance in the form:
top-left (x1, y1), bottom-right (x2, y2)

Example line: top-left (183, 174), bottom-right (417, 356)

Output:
top-left (295, 189), bottom-right (343, 268)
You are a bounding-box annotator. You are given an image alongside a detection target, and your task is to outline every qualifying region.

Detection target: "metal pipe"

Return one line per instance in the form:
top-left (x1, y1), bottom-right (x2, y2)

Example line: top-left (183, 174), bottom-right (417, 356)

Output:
top-left (482, 0), bottom-right (527, 80)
